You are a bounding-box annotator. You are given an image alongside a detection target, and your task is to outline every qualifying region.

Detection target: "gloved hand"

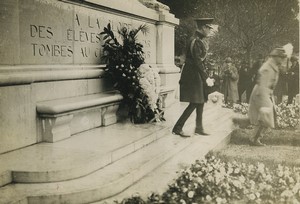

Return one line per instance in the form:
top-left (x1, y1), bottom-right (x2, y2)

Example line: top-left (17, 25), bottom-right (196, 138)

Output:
top-left (206, 77), bottom-right (215, 87)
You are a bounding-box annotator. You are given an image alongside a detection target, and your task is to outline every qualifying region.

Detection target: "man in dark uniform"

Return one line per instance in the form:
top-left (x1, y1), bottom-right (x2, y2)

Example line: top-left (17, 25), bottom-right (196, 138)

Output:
top-left (172, 18), bottom-right (215, 137)
top-left (238, 60), bottom-right (252, 103)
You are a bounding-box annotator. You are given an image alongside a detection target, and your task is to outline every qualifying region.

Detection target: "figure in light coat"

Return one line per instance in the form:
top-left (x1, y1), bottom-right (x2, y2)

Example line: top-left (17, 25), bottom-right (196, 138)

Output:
top-left (248, 47), bottom-right (287, 145)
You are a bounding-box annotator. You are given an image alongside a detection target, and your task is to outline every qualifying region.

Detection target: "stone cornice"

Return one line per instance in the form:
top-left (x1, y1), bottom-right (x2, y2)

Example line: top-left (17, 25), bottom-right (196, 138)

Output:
top-left (0, 65), bottom-right (104, 86)
top-left (138, 0), bottom-right (170, 12)
top-left (61, 0), bottom-right (178, 25)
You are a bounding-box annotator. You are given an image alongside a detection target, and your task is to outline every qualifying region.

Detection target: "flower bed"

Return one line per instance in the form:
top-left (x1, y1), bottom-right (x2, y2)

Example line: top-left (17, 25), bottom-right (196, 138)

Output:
top-left (230, 128), bottom-right (300, 146)
top-left (233, 102), bottom-right (300, 129)
top-left (116, 155), bottom-right (300, 204)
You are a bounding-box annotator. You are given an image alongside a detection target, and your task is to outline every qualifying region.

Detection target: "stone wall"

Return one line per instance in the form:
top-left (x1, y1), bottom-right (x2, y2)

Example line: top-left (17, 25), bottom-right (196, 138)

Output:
top-left (0, 0), bottom-right (179, 153)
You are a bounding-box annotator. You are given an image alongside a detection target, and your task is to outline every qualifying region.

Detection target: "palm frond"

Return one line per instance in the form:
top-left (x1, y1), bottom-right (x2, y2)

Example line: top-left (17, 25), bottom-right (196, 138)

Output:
top-left (133, 24), bottom-right (149, 42)
top-left (101, 23), bottom-right (120, 46)
top-left (138, 24), bottom-right (149, 36)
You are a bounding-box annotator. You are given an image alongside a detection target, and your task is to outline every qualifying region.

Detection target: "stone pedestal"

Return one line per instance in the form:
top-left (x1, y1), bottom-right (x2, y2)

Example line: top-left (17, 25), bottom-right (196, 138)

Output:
top-left (0, 0), bottom-right (179, 153)
top-left (155, 11), bottom-right (180, 106)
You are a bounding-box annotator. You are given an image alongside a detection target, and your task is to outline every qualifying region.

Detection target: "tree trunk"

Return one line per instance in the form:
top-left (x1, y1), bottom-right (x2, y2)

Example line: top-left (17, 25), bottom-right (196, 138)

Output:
top-left (246, 46), bottom-right (253, 67)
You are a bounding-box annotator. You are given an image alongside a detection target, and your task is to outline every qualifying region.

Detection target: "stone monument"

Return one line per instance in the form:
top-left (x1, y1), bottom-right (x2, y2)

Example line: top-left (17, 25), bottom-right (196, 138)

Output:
top-left (0, 0), bottom-right (180, 153)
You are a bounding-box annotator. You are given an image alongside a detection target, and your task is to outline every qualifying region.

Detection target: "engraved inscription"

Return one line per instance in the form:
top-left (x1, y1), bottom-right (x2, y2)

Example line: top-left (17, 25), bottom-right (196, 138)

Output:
top-left (30, 25), bottom-right (73, 57)
top-left (28, 14), bottom-right (153, 62)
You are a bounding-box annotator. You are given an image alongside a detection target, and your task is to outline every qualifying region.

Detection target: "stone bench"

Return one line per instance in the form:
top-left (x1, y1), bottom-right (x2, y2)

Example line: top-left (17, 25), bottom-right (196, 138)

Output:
top-left (36, 91), bottom-right (123, 142)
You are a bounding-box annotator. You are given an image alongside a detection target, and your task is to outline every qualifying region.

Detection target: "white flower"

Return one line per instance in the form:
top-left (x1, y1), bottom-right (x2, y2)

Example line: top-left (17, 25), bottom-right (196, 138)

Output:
top-left (179, 199), bottom-right (187, 204)
top-left (228, 167), bottom-right (233, 174)
top-left (187, 191), bottom-right (195, 198)
top-left (207, 175), bottom-right (214, 182)
top-left (248, 164), bottom-right (254, 170)
top-left (277, 170), bottom-right (284, 177)
top-left (239, 175), bottom-right (246, 183)
top-left (234, 168), bottom-right (240, 174)
top-left (182, 187), bottom-right (188, 193)
top-left (121, 64), bottom-right (124, 68)
top-left (206, 195), bottom-right (212, 201)
top-left (284, 170), bottom-right (291, 178)
top-left (232, 180), bottom-right (242, 188)
top-left (281, 190), bottom-right (293, 197)
top-left (289, 177), bottom-right (295, 184)
top-left (196, 177), bottom-right (204, 184)
top-left (279, 178), bottom-right (286, 185)
top-left (248, 193), bottom-right (256, 200)
top-left (193, 182), bottom-right (198, 188)
top-left (214, 172), bottom-right (223, 184)
top-left (265, 174), bottom-right (272, 182)
top-left (216, 197), bottom-right (223, 204)
top-left (220, 167), bottom-right (226, 175)
top-left (137, 64), bottom-right (161, 111)
top-left (257, 163), bottom-right (265, 173)
top-left (292, 183), bottom-right (300, 193)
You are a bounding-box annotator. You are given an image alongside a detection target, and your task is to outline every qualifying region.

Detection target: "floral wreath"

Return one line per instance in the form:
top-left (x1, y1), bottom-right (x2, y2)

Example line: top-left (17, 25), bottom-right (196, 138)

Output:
top-left (101, 23), bottom-right (165, 123)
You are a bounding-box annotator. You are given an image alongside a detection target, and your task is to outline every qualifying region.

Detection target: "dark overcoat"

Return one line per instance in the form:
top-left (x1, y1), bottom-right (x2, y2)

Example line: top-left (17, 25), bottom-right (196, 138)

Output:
top-left (287, 61), bottom-right (299, 96)
top-left (220, 63), bottom-right (239, 103)
top-left (248, 58), bottom-right (279, 128)
top-left (179, 33), bottom-right (209, 103)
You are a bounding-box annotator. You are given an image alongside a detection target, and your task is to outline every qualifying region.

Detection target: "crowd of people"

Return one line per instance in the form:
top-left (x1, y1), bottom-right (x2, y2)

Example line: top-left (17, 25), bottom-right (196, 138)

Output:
top-left (172, 17), bottom-right (299, 147)
top-left (205, 53), bottom-right (299, 107)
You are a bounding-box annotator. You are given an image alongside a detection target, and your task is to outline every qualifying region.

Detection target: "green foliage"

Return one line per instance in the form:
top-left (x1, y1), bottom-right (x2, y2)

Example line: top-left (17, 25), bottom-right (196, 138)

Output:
top-left (159, 0), bottom-right (299, 65)
top-left (101, 23), bottom-right (148, 69)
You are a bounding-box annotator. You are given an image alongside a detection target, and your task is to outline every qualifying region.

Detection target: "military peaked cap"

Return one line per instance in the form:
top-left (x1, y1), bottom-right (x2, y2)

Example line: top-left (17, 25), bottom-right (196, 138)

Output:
top-left (195, 18), bottom-right (214, 28)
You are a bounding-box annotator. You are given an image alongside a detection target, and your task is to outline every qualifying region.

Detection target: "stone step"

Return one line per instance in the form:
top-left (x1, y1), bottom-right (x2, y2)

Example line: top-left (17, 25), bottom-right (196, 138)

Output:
top-left (230, 128), bottom-right (300, 146)
top-left (0, 102), bottom-right (220, 187)
top-left (0, 103), bottom-right (234, 204)
top-left (213, 144), bottom-right (300, 167)
top-left (0, 122), bottom-right (170, 186)
top-left (98, 111), bottom-right (234, 203)
top-left (0, 131), bottom-right (206, 204)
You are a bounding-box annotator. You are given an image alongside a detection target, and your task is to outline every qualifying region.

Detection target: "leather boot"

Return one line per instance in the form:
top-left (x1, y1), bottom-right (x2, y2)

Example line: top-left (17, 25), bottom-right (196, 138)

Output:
top-left (172, 127), bottom-right (191, 137)
top-left (250, 126), bottom-right (266, 146)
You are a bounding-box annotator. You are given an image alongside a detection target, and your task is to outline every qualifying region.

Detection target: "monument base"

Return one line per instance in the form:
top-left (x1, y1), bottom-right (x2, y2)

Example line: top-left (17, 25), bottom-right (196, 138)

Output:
top-left (157, 64), bottom-right (180, 107)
